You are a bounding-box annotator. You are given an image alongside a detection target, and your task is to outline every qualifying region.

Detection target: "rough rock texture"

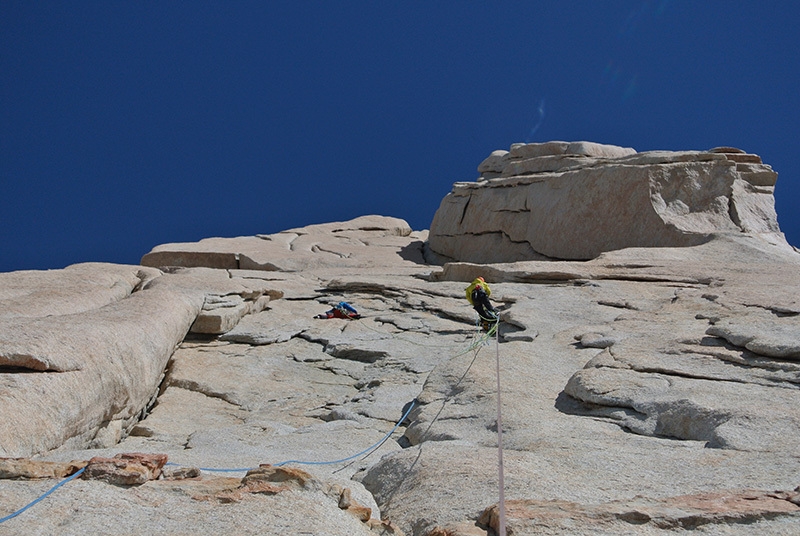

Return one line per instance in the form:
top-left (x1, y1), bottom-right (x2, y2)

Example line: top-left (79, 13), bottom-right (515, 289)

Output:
top-left (82, 452), bottom-right (168, 486)
top-left (141, 215), bottom-right (419, 272)
top-left (1, 153), bottom-right (800, 535)
top-left (478, 491), bottom-right (800, 534)
top-left (0, 264), bottom-right (281, 457)
top-left (429, 142), bottom-right (788, 262)
top-left (0, 458), bottom-right (86, 480)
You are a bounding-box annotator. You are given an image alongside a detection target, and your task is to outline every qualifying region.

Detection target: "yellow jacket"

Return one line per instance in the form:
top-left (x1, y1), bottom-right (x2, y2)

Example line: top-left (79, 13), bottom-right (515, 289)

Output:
top-left (465, 278), bottom-right (491, 305)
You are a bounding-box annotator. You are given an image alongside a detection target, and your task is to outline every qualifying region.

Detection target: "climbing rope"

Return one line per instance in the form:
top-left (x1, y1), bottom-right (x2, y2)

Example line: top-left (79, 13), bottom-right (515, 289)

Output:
top-left (493, 316), bottom-right (507, 536)
top-left (275, 399), bottom-right (415, 468)
top-left (379, 314), bottom-right (503, 522)
top-left (0, 311), bottom-right (503, 528)
top-left (182, 398), bottom-right (417, 473)
top-left (405, 316), bottom-right (498, 446)
top-left (383, 313), bottom-right (505, 534)
top-left (0, 467), bottom-right (86, 525)
top-left (0, 403), bottom-right (416, 526)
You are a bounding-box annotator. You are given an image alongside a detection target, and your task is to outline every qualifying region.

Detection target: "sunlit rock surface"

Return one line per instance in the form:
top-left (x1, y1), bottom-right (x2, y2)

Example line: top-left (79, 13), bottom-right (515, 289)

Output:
top-left (428, 142), bottom-right (788, 262)
top-left (2, 149), bottom-right (800, 535)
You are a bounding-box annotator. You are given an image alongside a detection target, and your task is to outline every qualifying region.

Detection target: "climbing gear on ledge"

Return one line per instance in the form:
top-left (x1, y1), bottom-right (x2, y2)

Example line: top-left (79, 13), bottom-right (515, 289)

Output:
top-left (315, 301), bottom-right (361, 319)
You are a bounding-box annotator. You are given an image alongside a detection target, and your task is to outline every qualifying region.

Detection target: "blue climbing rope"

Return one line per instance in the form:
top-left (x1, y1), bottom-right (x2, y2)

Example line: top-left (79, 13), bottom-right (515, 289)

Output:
top-left (0, 467), bottom-right (86, 525)
top-left (167, 318), bottom-right (495, 475)
top-left (0, 313), bottom-right (493, 525)
top-left (190, 398), bottom-right (417, 472)
top-left (0, 401), bottom-right (415, 525)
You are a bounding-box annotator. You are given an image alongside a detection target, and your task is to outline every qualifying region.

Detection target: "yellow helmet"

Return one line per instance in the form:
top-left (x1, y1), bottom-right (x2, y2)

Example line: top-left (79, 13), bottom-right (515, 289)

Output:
top-left (465, 277), bottom-right (491, 304)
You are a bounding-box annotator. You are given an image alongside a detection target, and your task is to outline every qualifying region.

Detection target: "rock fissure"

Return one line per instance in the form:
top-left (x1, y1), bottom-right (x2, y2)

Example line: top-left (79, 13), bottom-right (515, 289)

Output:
top-left (458, 194), bottom-right (471, 225)
top-left (622, 363), bottom-right (770, 387)
top-left (595, 274), bottom-right (715, 285)
top-left (311, 245), bottom-right (352, 259)
top-left (166, 378), bottom-right (246, 408)
top-left (0, 365), bottom-right (61, 374)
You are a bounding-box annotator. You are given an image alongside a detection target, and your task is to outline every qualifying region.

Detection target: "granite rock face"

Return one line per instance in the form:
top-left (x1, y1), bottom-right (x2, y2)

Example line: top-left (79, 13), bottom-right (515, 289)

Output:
top-left (0, 265), bottom-right (280, 457)
top-left (1, 147), bottom-right (800, 535)
top-left (429, 142), bottom-right (787, 262)
top-left (141, 215), bottom-right (418, 272)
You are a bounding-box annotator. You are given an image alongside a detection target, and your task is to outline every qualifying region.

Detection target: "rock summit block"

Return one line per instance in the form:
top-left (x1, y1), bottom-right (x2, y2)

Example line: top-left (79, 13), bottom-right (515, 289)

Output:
top-left (429, 141), bottom-right (786, 262)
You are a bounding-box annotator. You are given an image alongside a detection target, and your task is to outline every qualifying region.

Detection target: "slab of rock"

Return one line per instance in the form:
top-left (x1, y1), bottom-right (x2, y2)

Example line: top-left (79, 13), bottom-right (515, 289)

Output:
top-left (220, 299), bottom-right (325, 345)
top-left (706, 309), bottom-right (800, 359)
top-left (0, 471), bottom-right (404, 536)
top-left (141, 215), bottom-right (423, 273)
top-left (0, 266), bottom-right (284, 458)
top-left (357, 232), bottom-right (799, 533)
top-left (478, 490), bottom-right (800, 534)
top-left (0, 458), bottom-right (86, 480)
top-left (0, 263), bottom-right (161, 319)
top-left (140, 266), bottom-right (284, 335)
top-left (0, 274), bottom-right (204, 457)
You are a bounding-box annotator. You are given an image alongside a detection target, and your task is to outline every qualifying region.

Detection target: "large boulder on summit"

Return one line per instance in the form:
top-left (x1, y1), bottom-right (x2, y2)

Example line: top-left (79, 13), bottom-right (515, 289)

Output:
top-left (428, 141), bottom-right (787, 262)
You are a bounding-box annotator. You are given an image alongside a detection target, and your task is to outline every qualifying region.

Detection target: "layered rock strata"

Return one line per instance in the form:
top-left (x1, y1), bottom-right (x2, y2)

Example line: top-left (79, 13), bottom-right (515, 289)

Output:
top-left (428, 141), bottom-right (787, 262)
top-left (141, 215), bottom-right (418, 272)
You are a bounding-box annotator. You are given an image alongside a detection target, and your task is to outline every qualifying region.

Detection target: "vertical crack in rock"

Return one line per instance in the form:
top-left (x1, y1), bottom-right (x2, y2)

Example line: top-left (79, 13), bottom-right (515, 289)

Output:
top-left (458, 193), bottom-right (472, 225)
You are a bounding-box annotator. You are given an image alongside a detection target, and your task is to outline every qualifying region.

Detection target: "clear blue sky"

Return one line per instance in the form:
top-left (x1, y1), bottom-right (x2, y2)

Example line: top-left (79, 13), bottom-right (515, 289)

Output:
top-left (2, 2), bottom-right (798, 272)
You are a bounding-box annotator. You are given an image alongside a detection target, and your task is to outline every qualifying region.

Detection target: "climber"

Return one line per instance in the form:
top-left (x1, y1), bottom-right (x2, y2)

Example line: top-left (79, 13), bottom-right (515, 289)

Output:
top-left (465, 277), bottom-right (498, 331)
top-left (315, 301), bottom-right (361, 320)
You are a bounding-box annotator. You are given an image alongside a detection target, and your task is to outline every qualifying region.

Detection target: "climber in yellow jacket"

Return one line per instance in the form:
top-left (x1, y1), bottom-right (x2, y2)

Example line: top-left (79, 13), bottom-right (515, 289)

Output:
top-left (466, 277), bottom-right (498, 330)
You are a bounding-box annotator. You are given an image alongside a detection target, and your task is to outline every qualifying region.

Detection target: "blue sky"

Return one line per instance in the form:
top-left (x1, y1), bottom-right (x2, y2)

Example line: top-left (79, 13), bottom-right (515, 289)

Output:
top-left (2, 2), bottom-right (798, 272)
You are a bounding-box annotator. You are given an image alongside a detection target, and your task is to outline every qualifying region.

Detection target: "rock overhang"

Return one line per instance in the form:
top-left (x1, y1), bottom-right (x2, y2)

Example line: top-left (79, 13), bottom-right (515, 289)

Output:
top-left (428, 141), bottom-right (787, 263)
